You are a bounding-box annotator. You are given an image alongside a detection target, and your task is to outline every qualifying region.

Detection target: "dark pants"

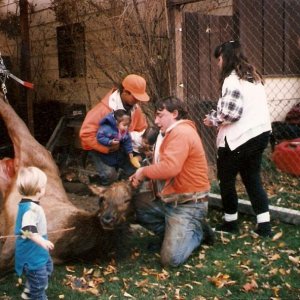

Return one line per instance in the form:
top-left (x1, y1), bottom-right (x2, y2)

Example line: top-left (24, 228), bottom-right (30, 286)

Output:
top-left (89, 151), bottom-right (136, 186)
top-left (217, 131), bottom-right (270, 217)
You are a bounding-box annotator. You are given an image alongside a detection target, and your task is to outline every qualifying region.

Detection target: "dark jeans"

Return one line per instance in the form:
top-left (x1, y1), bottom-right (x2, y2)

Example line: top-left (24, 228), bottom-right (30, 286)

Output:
top-left (89, 151), bottom-right (136, 185)
top-left (23, 258), bottom-right (53, 300)
top-left (217, 131), bottom-right (270, 217)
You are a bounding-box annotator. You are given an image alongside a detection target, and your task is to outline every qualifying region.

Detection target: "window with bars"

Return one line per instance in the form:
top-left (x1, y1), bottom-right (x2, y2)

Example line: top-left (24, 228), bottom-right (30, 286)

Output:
top-left (56, 23), bottom-right (86, 78)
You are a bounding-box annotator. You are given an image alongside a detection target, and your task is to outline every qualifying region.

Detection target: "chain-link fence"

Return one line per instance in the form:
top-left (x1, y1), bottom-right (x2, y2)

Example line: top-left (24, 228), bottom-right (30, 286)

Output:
top-left (169, 0), bottom-right (300, 209)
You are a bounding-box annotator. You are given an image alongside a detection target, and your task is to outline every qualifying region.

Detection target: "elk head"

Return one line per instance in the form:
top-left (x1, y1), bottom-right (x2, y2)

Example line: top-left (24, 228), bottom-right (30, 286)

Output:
top-left (89, 181), bottom-right (133, 230)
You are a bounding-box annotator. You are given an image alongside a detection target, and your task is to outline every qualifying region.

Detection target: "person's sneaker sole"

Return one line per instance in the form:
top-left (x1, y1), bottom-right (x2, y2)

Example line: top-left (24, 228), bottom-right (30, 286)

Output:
top-left (21, 292), bottom-right (31, 300)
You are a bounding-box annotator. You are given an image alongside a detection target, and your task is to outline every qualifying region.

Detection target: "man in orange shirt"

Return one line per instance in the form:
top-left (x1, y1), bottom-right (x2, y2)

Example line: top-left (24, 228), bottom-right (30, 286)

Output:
top-left (130, 96), bottom-right (214, 267)
top-left (80, 74), bottom-right (149, 185)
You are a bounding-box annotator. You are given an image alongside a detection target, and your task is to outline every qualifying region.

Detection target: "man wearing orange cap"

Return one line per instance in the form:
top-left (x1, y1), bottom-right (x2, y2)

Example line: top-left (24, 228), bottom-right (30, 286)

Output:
top-left (80, 74), bottom-right (149, 185)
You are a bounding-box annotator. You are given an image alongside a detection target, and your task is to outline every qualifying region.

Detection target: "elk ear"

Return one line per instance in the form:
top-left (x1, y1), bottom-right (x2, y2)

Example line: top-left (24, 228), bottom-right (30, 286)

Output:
top-left (88, 184), bottom-right (107, 196)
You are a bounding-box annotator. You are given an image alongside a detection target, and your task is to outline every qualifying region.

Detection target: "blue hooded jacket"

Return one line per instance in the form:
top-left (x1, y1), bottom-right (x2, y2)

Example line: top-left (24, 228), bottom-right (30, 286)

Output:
top-left (96, 112), bottom-right (133, 167)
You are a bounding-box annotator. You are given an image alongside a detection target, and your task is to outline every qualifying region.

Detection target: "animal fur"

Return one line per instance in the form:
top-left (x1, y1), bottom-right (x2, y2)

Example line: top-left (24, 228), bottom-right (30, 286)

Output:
top-left (0, 94), bottom-right (132, 275)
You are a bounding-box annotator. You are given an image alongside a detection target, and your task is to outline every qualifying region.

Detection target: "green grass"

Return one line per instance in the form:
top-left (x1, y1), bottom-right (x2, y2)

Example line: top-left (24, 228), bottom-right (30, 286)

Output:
top-left (1, 211), bottom-right (299, 300)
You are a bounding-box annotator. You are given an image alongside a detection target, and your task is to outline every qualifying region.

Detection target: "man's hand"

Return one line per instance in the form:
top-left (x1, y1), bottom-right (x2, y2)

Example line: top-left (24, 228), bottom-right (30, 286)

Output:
top-left (129, 167), bottom-right (145, 188)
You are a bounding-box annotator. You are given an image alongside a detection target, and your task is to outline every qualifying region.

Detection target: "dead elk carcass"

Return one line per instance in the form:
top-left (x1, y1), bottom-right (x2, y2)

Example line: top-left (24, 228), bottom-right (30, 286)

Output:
top-left (0, 94), bottom-right (132, 275)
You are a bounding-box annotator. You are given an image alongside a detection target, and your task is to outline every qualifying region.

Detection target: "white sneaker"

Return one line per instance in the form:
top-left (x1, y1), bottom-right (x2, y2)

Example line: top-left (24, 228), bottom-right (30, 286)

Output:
top-left (21, 292), bottom-right (31, 300)
top-left (21, 287), bottom-right (31, 299)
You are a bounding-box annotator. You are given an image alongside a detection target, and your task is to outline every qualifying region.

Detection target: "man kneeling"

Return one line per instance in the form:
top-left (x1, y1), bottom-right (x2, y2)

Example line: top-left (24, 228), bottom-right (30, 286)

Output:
top-left (130, 96), bottom-right (214, 267)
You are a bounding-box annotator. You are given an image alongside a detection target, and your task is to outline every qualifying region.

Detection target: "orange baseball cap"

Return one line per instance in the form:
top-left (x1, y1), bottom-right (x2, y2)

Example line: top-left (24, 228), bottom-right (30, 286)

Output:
top-left (122, 74), bottom-right (150, 102)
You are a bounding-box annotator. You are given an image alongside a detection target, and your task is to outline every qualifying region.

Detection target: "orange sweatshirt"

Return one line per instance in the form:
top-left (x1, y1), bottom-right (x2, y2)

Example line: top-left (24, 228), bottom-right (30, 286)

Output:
top-left (142, 120), bottom-right (210, 195)
top-left (79, 89), bottom-right (147, 154)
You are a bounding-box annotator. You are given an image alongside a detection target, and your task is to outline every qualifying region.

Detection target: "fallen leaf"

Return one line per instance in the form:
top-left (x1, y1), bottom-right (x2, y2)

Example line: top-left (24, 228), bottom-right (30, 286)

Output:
top-left (124, 291), bottom-right (135, 298)
top-left (83, 268), bottom-right (94, 275)
top-left (174, 288), bottom-right (185, 300)
top-left (184, 264), bottom-right (193, 269)
top-left (288, 255), bottom-right (299, 265)
top-left (131, 249), bottom-right (140, 259)
top-left (94, 277), bottom-right (105, 284)
top-left (103, 264), bottom-right (117, 275)
top-left (93, 269), bottom-right (101, 278)
top-left (66, 266), bottom-right (76, 273)
top-left (88, 280), bottom-right (96, 288)
top-left (278, 268), bottom-right (286, 275)
top-left (242, 279), bottom-right (258, 292)
top-left (220, 233), bottom-right (231, 244)
top-left (269, 268), bottom-right (278, 275)
top-left (213, 260), bottom-right (223, 267)
top-left (109, 277), bottom-right (120, 282)
top-left (285, 282), bottom-right (291, 289)
top-left (157, 269), bottom-right (170, 280)
top-left (199, 253), bottom-right (205, 260)
top-left (88, 287), bottom-right (99, 296)
top-left (272, 231), bottom-right (283, 241)
top-left (191, 281), bottom-right (202, 286)
top-left (208, 273), bottom-right (236, 288)
top-left (135, 279), bottom-right (149, 288)
top-left (238, 233), bottom-right (249, 239)
top-left (272, 286), bottom-right (281, 298)
top-left (269, 254), bottom-right (281, 261)
top-left (184, 283), bottom-right (193, 289)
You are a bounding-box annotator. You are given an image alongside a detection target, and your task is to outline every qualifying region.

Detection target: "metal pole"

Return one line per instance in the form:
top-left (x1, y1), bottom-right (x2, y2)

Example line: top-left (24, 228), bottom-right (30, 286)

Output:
top-left (20, 0), bottom-right (34, 134)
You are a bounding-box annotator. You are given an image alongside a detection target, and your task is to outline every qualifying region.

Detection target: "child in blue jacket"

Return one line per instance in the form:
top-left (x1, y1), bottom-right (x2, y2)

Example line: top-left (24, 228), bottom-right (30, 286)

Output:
top-left (96, 109), bottom-right (140, 179)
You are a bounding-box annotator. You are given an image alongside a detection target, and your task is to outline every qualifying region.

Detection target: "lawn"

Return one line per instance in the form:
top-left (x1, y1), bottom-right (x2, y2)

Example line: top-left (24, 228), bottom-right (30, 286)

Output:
top-left (0, 210), bottom-right (299, 300)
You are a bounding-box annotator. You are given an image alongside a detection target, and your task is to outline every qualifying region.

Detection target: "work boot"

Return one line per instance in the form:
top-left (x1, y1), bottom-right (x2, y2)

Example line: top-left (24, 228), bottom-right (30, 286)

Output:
top-left (254, 222), bottom-right (273, 237)
top-left (201, 220), bottom-right (215, 245)
top-left (215, 220), bottom-right (239, 234)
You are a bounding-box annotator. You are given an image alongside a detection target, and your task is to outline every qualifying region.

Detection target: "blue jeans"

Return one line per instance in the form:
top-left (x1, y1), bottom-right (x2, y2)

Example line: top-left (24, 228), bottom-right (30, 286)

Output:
top-left (217, 131), bottom-right (270, 216)
top-left (23, 258), bottom-right (53, 300)
top-left (134, 197), bottom-right (208, 267)
top-left (89, 151), bottom-right (135, 185)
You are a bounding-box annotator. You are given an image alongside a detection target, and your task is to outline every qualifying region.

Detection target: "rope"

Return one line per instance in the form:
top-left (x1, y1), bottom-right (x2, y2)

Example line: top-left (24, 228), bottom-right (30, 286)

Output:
top-left (0, 226), bottom-right (76, 240)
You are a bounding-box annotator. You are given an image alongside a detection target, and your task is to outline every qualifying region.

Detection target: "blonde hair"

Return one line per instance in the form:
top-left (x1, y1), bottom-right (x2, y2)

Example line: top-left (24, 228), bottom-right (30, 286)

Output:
top-left (16, 166), bottom-right (47, 196)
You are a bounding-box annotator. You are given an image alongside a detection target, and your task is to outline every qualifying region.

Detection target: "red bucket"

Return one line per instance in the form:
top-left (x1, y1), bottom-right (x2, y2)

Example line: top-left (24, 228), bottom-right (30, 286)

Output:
top-left (272, 138), bottom-right (300, 176)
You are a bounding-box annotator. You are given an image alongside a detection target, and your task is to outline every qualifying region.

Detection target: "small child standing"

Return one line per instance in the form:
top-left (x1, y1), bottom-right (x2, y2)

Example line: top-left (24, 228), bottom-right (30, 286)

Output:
top-left (15, 166), bottom-right (54, 300)
top-left (96, 109), bottom-right (140, 176)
